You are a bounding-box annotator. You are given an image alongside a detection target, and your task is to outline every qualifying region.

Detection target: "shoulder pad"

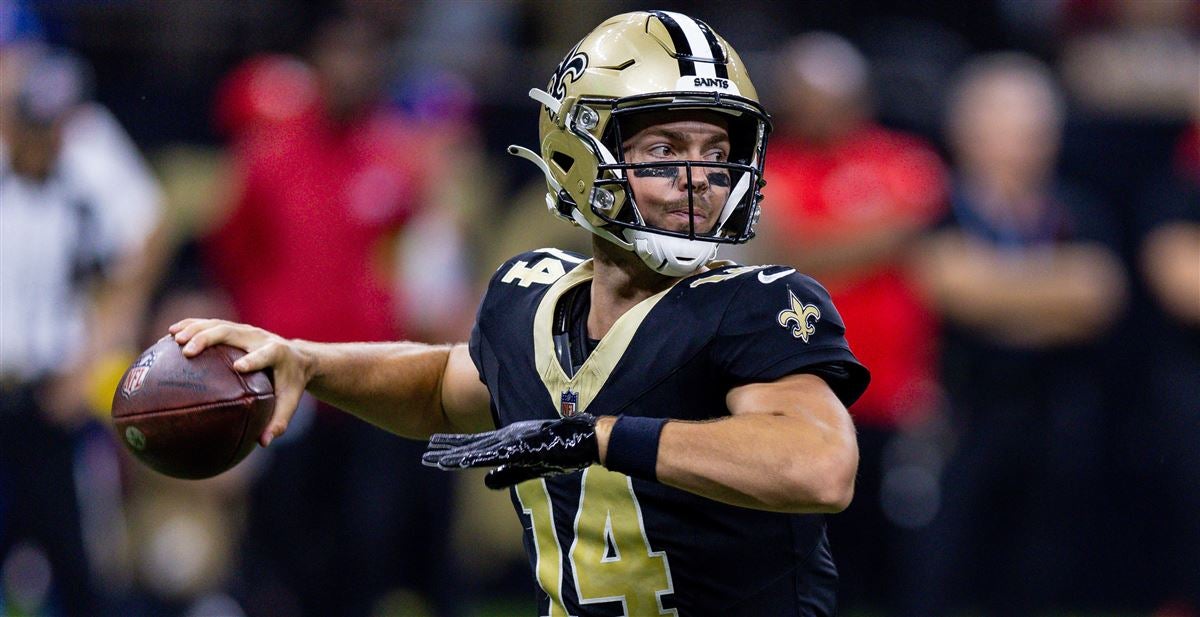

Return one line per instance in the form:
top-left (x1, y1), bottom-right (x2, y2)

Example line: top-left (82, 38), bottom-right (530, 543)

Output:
top-left (709, 266), bottom-right (867, 392)
top-left (487, 248), bottom-right (588, 289)
top-left (722, 266), bottom-right (847, 342)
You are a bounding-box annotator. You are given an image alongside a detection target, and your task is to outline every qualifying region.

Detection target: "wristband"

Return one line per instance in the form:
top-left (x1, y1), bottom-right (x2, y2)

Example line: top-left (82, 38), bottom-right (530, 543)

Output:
top-left (604, 415), bottom-right (668, 482)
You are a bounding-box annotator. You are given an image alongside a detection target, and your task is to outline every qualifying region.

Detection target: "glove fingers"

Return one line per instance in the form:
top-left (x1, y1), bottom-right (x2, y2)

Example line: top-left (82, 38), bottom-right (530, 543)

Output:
top-left (427, 432), bottom-right (485, 447)
top-left (424, 444), bottom-right (509, 469)
top-left (420, 450), bottom-right (450, 468)
top-left (424, 434), bottom-right (511, 469)
top-left (423, 414), bottom-right (600, 476)
top-left (456, 443), bottom-right (519, 468)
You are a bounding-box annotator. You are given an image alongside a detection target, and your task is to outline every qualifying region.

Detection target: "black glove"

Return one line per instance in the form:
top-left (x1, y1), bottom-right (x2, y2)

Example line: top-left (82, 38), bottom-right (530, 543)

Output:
top-left (422, 413), bottom-right (599, 489)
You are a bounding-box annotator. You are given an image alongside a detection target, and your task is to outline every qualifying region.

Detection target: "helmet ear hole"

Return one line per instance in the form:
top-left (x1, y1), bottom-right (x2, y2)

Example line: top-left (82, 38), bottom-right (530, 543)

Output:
top-left (551, 151), bottom-right (575, 174)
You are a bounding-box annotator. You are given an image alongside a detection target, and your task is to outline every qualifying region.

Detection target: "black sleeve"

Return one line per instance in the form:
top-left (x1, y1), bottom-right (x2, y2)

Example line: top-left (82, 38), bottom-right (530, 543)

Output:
top-left (711, 268), bottom-right (870, 407)
top-left (468, 253), bottom-right (516, 392)
top-left (468, 248), bottom-right (589, 402)
top-left (467, 320), bottom-right (487, 389)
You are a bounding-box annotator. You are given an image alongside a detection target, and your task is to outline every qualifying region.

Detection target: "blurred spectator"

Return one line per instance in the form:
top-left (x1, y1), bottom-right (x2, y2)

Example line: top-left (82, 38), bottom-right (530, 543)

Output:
top-left (756, 32), bottom-right (949, 615)
top-left (212, 54), bottom-right (319, 142)
top-left (908, 53), bottom-right (1127, 615)
top-left (1058, 0), bottom-right (1199, 120)
top-left (0, 47), bottom-right (164, 616)
top-left (1125, 110), bottom-right (1200, 613)
top-left (203, 15), bottom-right (466, 617)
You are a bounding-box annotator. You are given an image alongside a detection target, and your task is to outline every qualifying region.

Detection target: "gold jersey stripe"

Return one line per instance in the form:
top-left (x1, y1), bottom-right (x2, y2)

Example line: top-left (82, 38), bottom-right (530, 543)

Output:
top-left (533, 259), bottom-right (676, 416)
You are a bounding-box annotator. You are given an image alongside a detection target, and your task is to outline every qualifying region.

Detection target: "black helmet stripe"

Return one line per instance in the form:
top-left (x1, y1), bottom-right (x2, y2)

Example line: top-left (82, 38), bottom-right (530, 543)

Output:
top-left (651, 11), bottom-right (696, 76)
top-left (693, 19), bottom-right (730, 79)
top-left (651, 11), bottom-right (727, 79)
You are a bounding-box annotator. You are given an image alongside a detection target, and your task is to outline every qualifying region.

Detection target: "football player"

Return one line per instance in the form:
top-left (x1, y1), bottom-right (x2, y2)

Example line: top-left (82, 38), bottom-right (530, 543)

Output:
top-left (172, 11), bottom-right (869, 615)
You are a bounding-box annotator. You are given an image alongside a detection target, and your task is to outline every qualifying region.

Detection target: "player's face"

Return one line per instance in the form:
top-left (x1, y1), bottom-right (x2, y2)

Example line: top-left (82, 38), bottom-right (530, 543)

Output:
top-left (620, 110), bottom-right (732, 235)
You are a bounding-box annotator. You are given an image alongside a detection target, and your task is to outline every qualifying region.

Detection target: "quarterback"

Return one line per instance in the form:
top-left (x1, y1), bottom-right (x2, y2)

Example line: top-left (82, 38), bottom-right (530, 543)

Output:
top-left (173, 11), bottom-right (869, 616)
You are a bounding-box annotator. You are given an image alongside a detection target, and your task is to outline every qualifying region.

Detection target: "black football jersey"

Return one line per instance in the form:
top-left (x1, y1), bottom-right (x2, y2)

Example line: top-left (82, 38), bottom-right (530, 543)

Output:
top-left (469, 248), bottom-right (869, 617)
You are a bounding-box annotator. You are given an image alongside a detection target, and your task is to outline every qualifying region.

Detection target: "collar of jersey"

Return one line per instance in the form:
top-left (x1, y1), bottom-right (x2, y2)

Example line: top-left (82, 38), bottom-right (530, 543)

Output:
top-left (532, 259), bottom-right (679, 416)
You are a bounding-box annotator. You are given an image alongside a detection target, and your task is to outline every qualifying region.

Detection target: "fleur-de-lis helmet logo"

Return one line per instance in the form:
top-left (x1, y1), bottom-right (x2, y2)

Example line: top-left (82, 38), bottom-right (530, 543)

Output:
top-left (546, 41), bottom-right (588, 113)
top-left (778, 289), bottom-right (822, 343)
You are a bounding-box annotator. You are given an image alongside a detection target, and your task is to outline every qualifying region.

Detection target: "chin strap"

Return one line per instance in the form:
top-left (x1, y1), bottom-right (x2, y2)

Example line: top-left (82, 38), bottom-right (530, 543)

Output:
top-left (629, 230), bottom-right (719, 277)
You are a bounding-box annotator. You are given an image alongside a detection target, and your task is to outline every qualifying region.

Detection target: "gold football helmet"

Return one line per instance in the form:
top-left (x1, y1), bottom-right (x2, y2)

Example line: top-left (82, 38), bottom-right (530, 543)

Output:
top-left (510, 11), bottom-right (771, 276)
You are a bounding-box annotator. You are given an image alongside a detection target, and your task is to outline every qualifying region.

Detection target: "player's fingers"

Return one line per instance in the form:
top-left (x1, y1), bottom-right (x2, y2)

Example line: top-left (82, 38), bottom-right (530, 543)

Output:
top-left (233, 340), bottom-right (284, 373)
top-left (180, 323), bottom-right (238, 356)
top-left (260, 377), bottom-right (303, 448)
top-left (182, 323), bottom-right (269, 357)
top-left (171, 318), bottom-right (224, 345)
top-left (173, 318), bottom-right (241, 350)
top-left (168, 318), bottom-right (202, 335)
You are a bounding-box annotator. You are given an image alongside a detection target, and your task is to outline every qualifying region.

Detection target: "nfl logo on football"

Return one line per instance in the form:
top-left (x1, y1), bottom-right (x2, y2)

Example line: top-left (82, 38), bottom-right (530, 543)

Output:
top-left (121, 351), bottom-right (158, 398)
top-left (560, 390), bottom-right (579, 417)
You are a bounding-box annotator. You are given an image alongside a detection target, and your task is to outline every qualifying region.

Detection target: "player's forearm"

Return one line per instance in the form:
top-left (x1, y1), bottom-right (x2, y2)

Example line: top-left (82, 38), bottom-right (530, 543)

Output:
top-left (299, 340), bottom-right (456, 439)
top-left (597, 412), bottom-right (858, 513)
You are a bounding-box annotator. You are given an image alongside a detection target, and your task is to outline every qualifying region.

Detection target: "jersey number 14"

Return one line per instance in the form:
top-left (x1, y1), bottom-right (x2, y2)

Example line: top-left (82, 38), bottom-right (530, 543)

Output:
top-left (516, 466), bottom-right (676, 616)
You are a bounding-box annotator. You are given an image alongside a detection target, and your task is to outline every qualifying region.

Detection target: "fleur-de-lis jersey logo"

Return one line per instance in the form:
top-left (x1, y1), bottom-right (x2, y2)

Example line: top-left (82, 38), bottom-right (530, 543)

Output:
top-left (546, 41), bottom-right (588, 112)
top-left (777, 288), bottom-right (821, 343)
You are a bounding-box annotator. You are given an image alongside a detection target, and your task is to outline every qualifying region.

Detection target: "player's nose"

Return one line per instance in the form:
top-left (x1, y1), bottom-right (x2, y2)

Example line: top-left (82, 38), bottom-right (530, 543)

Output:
top-left (680, 164), bottom-right (709, 193)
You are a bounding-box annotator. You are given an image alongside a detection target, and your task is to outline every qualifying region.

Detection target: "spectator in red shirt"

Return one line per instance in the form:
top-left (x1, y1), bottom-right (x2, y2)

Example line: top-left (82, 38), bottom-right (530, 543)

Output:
top-left (757, 32), bottom-right (949, 615)
top-left (205, 17), bottom-right (463, 617)
top-left (207, 53), bottom-right (425, 345)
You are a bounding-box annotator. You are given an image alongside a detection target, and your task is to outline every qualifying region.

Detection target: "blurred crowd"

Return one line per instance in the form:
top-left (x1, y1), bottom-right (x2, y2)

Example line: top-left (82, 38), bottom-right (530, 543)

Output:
top-left (0, 1), bottom-right (1196, 616)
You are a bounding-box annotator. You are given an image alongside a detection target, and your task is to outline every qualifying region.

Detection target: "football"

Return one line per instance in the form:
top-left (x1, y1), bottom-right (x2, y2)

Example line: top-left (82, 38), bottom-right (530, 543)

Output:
top-left (111, 335), bottom-right (274, 479)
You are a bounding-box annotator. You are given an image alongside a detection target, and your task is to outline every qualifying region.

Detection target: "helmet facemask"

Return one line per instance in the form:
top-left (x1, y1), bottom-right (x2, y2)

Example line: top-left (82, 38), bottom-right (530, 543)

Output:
top-left (507, 11), bottom-right (772, 276)
top-left (592, 94), bottom-right (768, 243)
top-left (571, 94), bottom-right (770, 275)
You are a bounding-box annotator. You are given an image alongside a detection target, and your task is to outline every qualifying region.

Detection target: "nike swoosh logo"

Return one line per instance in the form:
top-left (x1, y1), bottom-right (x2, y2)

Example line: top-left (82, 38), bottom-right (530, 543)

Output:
top-left (758, 269), bottom-right (795, 284)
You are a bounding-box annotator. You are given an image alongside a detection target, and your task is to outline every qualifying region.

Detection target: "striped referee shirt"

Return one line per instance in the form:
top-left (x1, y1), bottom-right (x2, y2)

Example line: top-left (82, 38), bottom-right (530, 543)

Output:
top-left (0, 105), bottom-right (161, 381)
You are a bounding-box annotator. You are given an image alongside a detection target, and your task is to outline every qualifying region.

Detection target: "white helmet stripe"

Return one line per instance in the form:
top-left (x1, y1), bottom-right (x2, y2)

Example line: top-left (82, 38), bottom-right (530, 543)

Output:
top-left (662, 11), bottom-right (718, 78)
top-left (653, 11), bottom-right (715, 79)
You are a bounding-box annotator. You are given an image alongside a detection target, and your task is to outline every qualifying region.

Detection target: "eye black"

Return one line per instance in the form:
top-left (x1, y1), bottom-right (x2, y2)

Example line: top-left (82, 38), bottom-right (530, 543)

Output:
top-left (633, 166), bottom-right (679, 179)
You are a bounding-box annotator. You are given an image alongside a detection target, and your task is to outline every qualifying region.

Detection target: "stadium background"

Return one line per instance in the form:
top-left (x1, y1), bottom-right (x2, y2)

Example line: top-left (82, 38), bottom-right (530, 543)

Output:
top-left (0, 0), bottom-right (1196, 615)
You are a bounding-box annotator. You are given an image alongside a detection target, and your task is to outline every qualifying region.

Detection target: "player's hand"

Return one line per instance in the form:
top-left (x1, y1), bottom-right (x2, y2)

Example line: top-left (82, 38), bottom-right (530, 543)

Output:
top-left (422, 414), bottom-right (600, 489)
top-left (168, 318), bottom-right (314, 448)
